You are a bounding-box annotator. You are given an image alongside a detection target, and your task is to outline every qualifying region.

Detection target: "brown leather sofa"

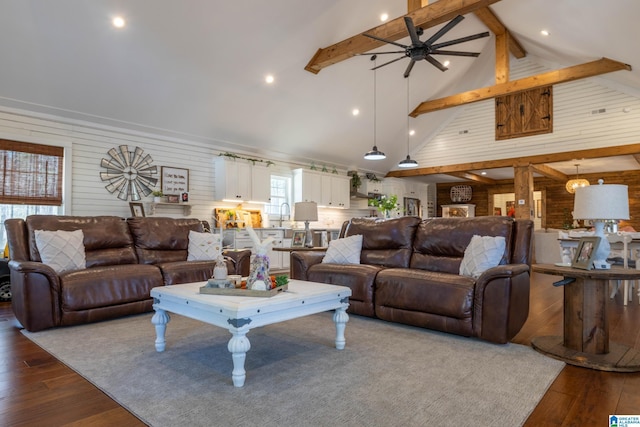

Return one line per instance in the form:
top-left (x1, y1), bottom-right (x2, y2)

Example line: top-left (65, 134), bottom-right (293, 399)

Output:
top-left (4, 215), bottom-right (250, 332)
top-left (291, 216), bottom-right (533, 344)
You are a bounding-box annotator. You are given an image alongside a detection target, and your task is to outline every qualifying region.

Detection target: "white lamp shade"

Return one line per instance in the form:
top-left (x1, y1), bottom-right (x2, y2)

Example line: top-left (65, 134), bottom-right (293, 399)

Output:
top-left (294, 201), bottom-right (318, 221)
top-left (573, 181), bottom-right (629, 220)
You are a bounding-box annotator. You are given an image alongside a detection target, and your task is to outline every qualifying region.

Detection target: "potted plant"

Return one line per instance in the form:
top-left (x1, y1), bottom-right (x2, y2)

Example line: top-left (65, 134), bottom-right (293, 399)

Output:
top-left (152, 190), bottom-right (164, 203)
top-left (369, 194), bottom-right (398, 218)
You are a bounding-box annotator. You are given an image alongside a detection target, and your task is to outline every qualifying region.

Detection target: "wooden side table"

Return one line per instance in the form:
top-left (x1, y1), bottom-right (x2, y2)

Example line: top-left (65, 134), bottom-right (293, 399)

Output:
top-left (273, 247), bottom-right (328, 275)
top-left (532, 263), bottom-right (640, 372)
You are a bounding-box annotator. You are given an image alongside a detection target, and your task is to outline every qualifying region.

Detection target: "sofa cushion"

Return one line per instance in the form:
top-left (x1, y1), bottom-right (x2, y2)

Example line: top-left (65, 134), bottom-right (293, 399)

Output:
top-left (343, 216), bottom-right (421, 268)
top-left (128, 217), bottom-right (205, 264)
top-left (459, 235), bottom-right (507, 279)
top-left (26, 215), bottom-right (137, 267)
top-left (34, 229), bottom-right (86, 273)
top-left (59, 264), bottom-right (163, 311)
top-left (322, 234), bottom-right (362, 264)
top-left (187, 231), bottom-right (222, 261)
top-left (410, 217), bottom-right (514, 274)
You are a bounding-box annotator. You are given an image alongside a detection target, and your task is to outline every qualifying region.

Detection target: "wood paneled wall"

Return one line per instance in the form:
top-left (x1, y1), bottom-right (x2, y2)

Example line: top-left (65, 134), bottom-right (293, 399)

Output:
top-left (437, 170), bottom-right (640, 230)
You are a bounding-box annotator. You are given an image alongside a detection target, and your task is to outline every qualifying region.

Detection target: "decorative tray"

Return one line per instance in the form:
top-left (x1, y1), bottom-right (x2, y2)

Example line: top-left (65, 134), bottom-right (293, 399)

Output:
top-left (199, 283), bottom-right (288, 298)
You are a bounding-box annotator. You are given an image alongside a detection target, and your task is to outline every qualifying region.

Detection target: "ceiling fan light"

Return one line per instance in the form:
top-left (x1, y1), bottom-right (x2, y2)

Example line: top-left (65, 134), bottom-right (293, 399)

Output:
top-left (398, 155), bottom-right (418, 168)
top-left (364, 145), bottom-right (386, 160)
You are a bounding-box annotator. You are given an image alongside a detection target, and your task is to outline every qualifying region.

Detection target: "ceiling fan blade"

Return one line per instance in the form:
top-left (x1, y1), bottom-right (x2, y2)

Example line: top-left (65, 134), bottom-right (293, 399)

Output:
top-left (371, 55), bottom-right (407, 70)
top-left (404, 17), bottom-right (422, 45)
top-left (404, 60), bottom-right (416, 78)
top-left (431, 32), bottom-right (490, 49)
top-left (357, 51), bottom-right (406, 56)
top-left (430, 50), bottom-right (481, 57)
top-left (424, 15), bottom-right (465, 45)
top-left (425, 55), bottom-right (448, 72)
top-left (363, 33), bottom-right (409, 49)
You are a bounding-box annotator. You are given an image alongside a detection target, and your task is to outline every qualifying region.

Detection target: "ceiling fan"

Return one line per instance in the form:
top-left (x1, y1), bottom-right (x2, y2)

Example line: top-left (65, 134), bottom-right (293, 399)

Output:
top-left (361, 15), bottom-right (490, 78)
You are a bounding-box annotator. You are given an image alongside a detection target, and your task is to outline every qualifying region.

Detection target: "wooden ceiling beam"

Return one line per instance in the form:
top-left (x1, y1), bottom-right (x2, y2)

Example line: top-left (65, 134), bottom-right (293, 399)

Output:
top-left (446, 171), bottom-right (497, 184)
top-left (386, 143), bottom-right (640, 178)
top-left (304, 0), bottom-right (502, 74)
top-left (633, 154), bottom-right (640, 165)
top-left (529, 164), bottom-right (568, 181)
top-left (410, 58), bottom-right (631, 117)
top-left (473, 7), bottom-right (526, 59)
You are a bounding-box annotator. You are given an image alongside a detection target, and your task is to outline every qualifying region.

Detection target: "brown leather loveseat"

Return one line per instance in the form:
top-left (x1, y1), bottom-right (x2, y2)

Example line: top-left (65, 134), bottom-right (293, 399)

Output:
top-left (4, 215), bottom-right (250, 332)
top-left (291, 216), bottom-right (533, 344)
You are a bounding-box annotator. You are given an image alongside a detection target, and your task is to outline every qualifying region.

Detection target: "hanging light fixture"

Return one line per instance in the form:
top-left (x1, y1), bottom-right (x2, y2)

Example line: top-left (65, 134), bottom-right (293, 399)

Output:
top-left (364, 55), bottom-right (386, 160)
top-left (398, 75), bottom-right (418, 168)
top-left (565, 163), bottom-right (590, 194)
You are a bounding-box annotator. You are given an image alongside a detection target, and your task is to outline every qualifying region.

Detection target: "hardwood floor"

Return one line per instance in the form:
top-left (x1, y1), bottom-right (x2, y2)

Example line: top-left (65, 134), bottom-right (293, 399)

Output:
top-left (1, 273), bottom-right (639, 426)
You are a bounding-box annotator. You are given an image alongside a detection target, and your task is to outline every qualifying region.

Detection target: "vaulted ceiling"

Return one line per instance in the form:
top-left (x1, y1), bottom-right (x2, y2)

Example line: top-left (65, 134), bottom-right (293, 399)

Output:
top-left (1, 0), bottom-right (639, 180)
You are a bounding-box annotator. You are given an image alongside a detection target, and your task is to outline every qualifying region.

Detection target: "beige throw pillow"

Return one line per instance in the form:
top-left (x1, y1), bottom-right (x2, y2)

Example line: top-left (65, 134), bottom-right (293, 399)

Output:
top-left (187, 231), bottom-right (222, 261)
top-left (459, 235), bottom-right (506, 279)
top-left (322, 234), bottom-right (363, 264)
top-left (34, 229), bottom-right (86, 273)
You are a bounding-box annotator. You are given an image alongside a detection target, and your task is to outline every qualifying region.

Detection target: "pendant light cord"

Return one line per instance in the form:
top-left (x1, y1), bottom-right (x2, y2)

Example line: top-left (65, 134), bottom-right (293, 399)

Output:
top-left (373, 57), bottom-right (377, 146)
top-left (406, 76), bottom-right (410, 154)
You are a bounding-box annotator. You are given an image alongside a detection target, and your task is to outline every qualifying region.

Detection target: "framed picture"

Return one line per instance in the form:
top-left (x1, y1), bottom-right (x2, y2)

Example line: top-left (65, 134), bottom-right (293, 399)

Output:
top-left (166, 194), bottom-right (180, 203)
top-left (161, 166), bottom-right (189, 195)
top-left (291, 231), bottom-right (306, 248)
top-left (572, 236), bottom-right (601, 270)
top-left (493, 207), bottom-right (502, 216)
top-left (129, 202), bottom-right (145, 217)
top-left (403, 197), bottom-right (420, 217)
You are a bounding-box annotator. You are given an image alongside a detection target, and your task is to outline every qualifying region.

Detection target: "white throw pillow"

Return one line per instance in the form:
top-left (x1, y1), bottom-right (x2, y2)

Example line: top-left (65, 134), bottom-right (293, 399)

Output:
top-left (34, 229), bottom-right (86, 273)
top-left (322, 234), bottom-right (363, 265)
top-left (459, 235), bottom-right (506, 279)
top-left (187, 231), bottom-right (222, 261)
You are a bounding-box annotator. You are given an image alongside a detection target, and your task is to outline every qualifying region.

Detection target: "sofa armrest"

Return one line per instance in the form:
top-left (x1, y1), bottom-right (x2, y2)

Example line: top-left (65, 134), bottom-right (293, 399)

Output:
top-left (472, 264), bottom-right (531, 344)
top-left (8, 260), bottom-right (62, 331)
top-left (223, 249), bottom-right (251, 276)
top-left (290, 251), bottom-right (326, 280)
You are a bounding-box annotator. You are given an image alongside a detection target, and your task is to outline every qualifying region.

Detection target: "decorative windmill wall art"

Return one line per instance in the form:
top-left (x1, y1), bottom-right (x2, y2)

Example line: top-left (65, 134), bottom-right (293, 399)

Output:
top-left (100, 145), bottom-right (158, 201)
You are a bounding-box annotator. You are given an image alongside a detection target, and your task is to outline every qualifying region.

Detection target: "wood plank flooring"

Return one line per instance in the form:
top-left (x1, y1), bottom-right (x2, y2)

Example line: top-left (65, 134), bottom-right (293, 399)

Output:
top-left (1, 272), bottom-right (639, 426)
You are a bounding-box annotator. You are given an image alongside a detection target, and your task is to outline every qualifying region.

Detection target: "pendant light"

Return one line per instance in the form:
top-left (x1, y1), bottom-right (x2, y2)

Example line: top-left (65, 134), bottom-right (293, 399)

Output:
top-left (398, 75), bottom-right (418, 168)
top-left (364, 55), bottom-right (386, 160)
top-left (565, 163), bottom-right (590, 194)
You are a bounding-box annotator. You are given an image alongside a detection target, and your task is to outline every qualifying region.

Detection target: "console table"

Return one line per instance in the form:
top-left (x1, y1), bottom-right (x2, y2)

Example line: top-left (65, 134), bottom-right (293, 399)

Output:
top-left (273, 246), bottom-right (327, 275)
top-left (531, 264), bottom-right (640, 372)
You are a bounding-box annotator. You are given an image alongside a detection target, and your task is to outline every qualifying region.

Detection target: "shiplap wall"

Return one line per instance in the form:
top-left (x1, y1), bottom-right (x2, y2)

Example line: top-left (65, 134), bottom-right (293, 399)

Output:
top-left (413, 58), bottom-right (640, 167)
top-left (0, 108), bottom-right (371, 228)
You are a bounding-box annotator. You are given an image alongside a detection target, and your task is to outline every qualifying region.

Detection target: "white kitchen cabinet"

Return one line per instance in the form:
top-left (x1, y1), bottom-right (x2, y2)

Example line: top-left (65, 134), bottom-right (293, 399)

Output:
top-left (293, 169), bottom-right (322, 204)
top-left (215, 157), bottom-right (252, 202)
top-left (251, 164), bottom-right (271, 204)
top-left (363, 178), bottom-right (384, 195)
top-left (261, 229), bottom-right (285, 270)
top-left (293, 168), bottom-right (349, 208)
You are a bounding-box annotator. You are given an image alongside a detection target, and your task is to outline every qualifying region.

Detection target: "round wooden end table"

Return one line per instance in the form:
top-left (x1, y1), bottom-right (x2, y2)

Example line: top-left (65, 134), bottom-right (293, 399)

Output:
top-left (531, 263), bottom-right (640, 372)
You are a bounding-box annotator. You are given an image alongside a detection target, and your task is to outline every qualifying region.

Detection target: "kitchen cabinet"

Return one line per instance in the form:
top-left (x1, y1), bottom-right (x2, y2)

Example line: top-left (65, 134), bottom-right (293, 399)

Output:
top-left (260, 229), bottom-right (285, 270)
top-left (293, 168), bottom-right (349, 208)
top-left (214, 157), bottom-right (270, 203)
top-left (363, 178), bottom-right (384, 195)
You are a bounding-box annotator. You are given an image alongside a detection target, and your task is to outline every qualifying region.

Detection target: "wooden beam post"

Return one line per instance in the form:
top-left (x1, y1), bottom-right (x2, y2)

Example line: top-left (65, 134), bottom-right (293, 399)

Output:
top-left (514, 165), bottom-right (534, 220)
top-left (408, 0), bottom-right (429, 12)
top-left (410, 58), bottom-right (631, 117)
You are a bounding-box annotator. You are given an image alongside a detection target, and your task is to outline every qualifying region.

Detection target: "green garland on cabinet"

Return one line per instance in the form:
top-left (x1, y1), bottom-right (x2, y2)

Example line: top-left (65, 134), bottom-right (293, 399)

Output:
top-left (218, 152), bottom-right (275, 167)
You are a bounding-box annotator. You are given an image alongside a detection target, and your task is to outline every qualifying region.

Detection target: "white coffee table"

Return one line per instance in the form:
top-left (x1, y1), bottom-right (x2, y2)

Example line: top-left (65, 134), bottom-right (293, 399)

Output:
top-left (150, 279), bottom-right (351, 387)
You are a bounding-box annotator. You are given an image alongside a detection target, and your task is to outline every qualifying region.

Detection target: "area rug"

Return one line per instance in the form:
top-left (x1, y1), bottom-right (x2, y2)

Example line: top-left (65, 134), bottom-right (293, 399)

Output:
top-left (22, 312), bottom-right (563, 427)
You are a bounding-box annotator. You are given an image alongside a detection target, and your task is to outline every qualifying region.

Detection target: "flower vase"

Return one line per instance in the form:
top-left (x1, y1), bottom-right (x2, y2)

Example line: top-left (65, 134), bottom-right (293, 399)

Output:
top-left (247, 254), bottom-right (272, 290)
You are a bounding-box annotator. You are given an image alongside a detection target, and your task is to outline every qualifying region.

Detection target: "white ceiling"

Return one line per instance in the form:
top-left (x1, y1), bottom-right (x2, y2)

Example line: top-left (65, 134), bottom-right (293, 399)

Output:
top-left (1, 0), bottom-right (639, 180)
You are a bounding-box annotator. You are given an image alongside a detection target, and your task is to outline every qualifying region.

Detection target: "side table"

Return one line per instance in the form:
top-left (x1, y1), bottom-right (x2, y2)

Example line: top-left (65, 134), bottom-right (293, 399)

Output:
top-left (532, 263), bottom-right (640, 372)
top-left (273, 246), bottom-right (327, 276)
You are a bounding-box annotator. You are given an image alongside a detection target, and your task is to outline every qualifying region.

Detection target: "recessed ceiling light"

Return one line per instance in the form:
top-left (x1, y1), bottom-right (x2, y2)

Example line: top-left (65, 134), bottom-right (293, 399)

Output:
top-left (409, 129), bottom-right (415, 136)
top-left (112, 16), bottom-right (126, 28)
top-left (352, 108), bottom-right (360, 116)
top-left (481, 171), bottom-right (487, 175)
top-left (380, 13), bottom-right (389, 22)
top-left (265, 74), bottom-right (275, 84)
top-left (540, 29), bottom-right (550, 36)
top-left (443, 60), bottom-right (451, 67)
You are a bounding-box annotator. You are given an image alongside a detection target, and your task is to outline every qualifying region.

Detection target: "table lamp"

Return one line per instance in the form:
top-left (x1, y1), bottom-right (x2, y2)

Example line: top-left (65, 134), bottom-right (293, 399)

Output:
top-left (294, 201), bottom-right (318, 248)
top-left (573, 179), bottom-right (629, 269)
